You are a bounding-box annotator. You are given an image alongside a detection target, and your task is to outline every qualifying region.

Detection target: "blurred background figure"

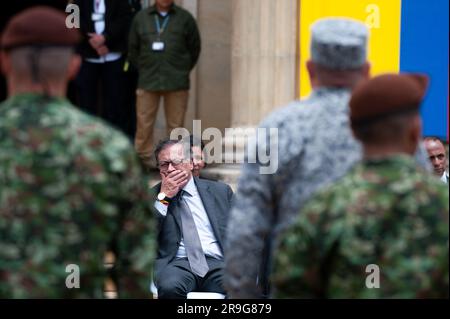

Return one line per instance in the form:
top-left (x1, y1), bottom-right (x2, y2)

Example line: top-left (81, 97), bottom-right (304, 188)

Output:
top-left (424, 137), bottom-right (449, 184)
top-left (190, 134), bottom-right (206, 178)
top-left (128, 0), bottom-right (201, 169)
top-left (121, 0), bottom-right (143, 140)
top-left (73, 0), bottom-right (133, 137)
top-left (273, 73), bottom-right (449, 298)
top-left (0, 6), bottom-right (155, 298)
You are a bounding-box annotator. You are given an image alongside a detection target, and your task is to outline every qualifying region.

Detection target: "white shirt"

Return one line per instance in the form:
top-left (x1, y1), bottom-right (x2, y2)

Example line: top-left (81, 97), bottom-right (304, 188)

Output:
top-left (154, 177), bottom-right (223, 260)
top-left (441, 172), bottom-right (449, 184)
top-left (86, 0), bottom-right (122, 63)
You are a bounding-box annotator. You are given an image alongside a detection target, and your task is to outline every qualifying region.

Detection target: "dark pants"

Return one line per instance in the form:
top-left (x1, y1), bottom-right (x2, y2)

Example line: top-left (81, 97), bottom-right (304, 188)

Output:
top-left (122, 65), bottom-right (138, 140)
top-left (75, 58), bottom-right (130, 136)
top-left (156, 257), bottom-right (225, 299)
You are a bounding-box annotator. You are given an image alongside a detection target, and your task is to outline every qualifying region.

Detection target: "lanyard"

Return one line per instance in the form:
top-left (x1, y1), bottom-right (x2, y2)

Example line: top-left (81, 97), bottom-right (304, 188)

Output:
top-left (154, 14), bottom-right (170, 37)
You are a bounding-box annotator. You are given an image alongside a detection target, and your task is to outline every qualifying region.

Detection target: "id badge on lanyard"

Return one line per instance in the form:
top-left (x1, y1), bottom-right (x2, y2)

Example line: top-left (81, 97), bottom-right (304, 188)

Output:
top-left (151, 15), bottom-right (170, 52)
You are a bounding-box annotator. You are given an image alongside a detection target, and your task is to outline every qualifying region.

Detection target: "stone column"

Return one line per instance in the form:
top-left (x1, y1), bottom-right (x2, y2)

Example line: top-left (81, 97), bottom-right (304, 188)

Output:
top-left (231, 0), bottom-right (298, 128)
top-left (204, 0), bottom-right (299, 188)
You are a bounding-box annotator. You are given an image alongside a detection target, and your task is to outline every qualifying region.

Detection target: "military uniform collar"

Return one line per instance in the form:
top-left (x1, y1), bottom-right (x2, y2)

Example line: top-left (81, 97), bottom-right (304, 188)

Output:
top-left (363, 154), bottom-right (417, 168)
top-left (310, 86), bottom-right (351, 98)
top-left (8, 92), bottom-right (67, 104)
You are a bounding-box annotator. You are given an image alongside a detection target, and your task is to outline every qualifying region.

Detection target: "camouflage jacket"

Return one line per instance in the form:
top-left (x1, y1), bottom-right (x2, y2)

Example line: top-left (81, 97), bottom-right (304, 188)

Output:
top-left (273, 155), bottom-right (449, 298)
top-left (0, 93), bottom-right (155, 298)
top-left (224, 87), bottom-right (433, 298)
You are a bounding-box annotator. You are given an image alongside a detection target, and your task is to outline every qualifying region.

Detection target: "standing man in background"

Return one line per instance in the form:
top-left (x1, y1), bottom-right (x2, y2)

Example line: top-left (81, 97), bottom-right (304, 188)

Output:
top-left (128, 0), bottom-right (201, 169)
top-left (74, 0), bottom-right (133, 135)
top-left (121, 0), bottom-right (143, 140)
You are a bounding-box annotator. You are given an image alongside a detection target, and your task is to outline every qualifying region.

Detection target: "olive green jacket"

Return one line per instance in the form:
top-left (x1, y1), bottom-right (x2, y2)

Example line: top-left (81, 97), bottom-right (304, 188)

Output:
top-left (128, 4), bottom-right (201, 91)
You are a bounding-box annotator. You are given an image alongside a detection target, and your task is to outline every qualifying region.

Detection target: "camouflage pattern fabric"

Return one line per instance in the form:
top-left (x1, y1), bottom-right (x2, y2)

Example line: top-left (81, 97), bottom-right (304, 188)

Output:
top-left (273, 155), bottom-right (449, 298)
top-left (225, 86), bottom-right (432, 298)
top-left (0, 93), bottom-right (156, 298)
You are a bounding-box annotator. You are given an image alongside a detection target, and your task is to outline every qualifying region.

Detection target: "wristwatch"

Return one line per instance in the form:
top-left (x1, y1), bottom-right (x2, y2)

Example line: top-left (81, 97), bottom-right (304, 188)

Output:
top-left (157, 192), bottom-right (166, 201)
top-left (157, 192), bottom-right (172, 204)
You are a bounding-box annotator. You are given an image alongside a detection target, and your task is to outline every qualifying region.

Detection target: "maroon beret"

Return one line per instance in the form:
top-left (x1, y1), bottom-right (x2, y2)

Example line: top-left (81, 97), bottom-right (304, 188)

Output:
top-left (350, 73), bottom-right (429, 124)
top-left (1, 6), bottom-right (80, 50)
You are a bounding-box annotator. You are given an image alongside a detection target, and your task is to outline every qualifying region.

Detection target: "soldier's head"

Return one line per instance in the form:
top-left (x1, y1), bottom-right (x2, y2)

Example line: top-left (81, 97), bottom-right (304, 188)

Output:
top-left (0, 6), bottom-right (81, 97)
top-left (155, 139), bottom-right (194, 182)
top-left (349, 73), bottom-right (429, 157)
top-left (307, 18), bottom-right (370, 90)
top-left (424, 137), bottom-right (448, 177)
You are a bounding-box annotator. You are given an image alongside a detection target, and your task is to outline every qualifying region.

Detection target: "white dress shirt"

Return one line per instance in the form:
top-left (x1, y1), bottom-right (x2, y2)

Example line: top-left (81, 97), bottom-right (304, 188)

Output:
top-left (441, 172), bottom-right (449, 184)
top-left (154, 177), bottom-right (223, 260)
top-left (86, 0), bottom-right (122, 63)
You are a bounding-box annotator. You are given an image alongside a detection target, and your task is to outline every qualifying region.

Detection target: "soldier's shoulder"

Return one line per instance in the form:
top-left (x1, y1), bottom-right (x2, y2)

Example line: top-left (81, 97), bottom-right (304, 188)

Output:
top-left (416, 170), bottom-right (449, 201)
top-left (61, 105), bottom-right (136, 159)
top-left (65, 105), bottom-right (126, 137)
top-left (259, 99), bottom-right (314, 128)
top-left (256, 99), bottom-right (319, 157)
top-left (259, 90), bottom-right (349, 132)
top-left (302, 168), bottom-right (360, 213)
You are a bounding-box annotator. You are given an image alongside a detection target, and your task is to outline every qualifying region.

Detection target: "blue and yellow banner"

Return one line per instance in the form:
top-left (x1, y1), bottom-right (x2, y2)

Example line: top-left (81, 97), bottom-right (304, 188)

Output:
top-left (298, 0), bottom-right (449, 140)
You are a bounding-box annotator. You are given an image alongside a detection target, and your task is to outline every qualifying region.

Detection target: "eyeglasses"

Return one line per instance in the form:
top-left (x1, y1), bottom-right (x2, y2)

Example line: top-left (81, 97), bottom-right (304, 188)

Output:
top-left (157, 159), bottom-right (187, 170)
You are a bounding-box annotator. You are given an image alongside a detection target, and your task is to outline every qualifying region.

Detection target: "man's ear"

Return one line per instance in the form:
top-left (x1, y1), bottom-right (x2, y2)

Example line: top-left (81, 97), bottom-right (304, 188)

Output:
top-left (306, 60), bottom-right (318, 89)
top-left (409, 114), bottom-right (422, 153)
top-left (0, 51), bottom-right (11, 76)
top-left (67, 53), bottom-right (81, 80)
top-left (361, 62), bottom-right (371, 80)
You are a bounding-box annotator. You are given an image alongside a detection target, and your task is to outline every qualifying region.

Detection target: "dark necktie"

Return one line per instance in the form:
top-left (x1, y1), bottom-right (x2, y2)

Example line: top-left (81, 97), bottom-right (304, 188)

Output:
top-left (178, 190), bottom-right (209, 277)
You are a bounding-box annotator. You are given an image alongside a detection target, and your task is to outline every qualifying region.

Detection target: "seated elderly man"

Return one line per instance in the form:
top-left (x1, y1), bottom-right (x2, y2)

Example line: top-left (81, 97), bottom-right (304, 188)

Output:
top-left (151, 139), bottom-right (234, 299)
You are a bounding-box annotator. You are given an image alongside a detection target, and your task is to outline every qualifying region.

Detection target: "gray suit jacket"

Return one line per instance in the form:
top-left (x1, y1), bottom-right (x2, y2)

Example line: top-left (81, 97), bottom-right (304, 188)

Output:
top-left (152, 177), bottom-right (234, 279)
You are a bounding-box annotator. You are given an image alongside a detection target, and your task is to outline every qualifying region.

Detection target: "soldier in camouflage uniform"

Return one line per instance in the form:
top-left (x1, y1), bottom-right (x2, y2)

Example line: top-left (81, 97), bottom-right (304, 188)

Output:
top-left (0, 7), bottom-right (155, 298)
top-left (224, 18), bottom-right (432, 298)
top-left (273, 73), bottom-right (449, 298)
